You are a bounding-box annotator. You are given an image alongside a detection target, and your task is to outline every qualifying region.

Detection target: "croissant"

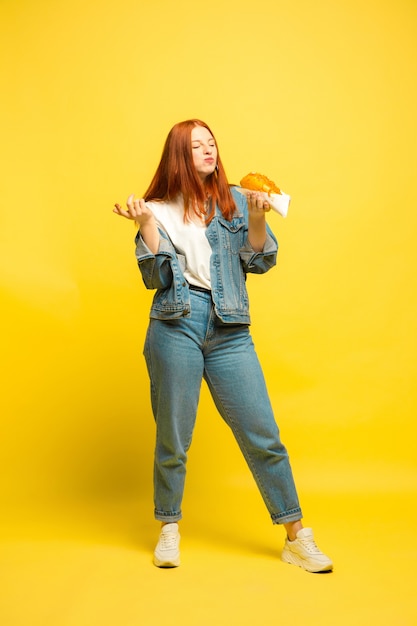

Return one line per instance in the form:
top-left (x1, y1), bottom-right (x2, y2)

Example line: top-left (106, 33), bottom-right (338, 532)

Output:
top-left (240, 172), bottom-right (281, 195)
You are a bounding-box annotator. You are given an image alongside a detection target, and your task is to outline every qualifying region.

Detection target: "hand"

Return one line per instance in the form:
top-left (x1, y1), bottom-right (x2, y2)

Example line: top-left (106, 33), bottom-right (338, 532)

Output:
top-left (246, 191), bottom-right (271, 218)
top-left (113, 194), bottom-right (155, 227)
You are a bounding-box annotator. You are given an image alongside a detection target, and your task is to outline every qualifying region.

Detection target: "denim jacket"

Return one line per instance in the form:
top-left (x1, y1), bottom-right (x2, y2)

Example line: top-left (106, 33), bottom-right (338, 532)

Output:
top-left (134, 187), bottom-right (278, 324)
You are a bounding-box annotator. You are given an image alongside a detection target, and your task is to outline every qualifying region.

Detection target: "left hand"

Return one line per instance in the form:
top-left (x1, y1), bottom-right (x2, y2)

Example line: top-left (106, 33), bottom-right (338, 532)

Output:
top-left (246, 191), bottom-right (271, 217)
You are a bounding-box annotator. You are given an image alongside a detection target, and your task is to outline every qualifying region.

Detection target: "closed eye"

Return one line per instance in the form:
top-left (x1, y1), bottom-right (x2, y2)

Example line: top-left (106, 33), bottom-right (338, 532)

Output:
top-left (192, 142), bottom-right (216, 149)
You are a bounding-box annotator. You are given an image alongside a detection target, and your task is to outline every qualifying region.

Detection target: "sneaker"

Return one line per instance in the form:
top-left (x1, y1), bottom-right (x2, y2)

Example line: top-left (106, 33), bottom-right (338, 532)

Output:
top-left (153, 523), bottom-right (180, 568)
top-left (281, 527), bottom-right (333, 573)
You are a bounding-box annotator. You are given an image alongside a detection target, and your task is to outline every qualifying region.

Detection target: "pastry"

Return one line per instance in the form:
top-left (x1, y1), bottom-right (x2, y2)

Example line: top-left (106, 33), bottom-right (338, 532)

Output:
top-left (240, 172), bottom-right (281, 195)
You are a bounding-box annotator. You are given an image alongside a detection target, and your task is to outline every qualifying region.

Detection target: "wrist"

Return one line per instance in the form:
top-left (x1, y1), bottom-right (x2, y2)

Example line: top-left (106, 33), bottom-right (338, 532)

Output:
top-left (248, 210), bottom-right (267, 222)
top-left (138, 215), bottom-right (156, 229)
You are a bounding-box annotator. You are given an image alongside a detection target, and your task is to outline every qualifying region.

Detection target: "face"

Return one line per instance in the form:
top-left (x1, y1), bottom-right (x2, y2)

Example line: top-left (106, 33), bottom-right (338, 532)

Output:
top-left (191, 125), bottom-right (218, 182)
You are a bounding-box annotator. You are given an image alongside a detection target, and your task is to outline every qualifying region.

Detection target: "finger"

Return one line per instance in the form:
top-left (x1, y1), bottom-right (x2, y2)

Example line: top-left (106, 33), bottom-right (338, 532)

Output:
top-left (251, 192), bottom-right (262, 209)
top-left (248, 191), bottom-right (257, 207)
top-left (113, 207), bottom-right (131, 218)
top-left (134, 198), bottom-right (147, 216)
top-left (126, 193), bottom-right (135, 211)
top-left (113, 203), bottom-right (127, 215)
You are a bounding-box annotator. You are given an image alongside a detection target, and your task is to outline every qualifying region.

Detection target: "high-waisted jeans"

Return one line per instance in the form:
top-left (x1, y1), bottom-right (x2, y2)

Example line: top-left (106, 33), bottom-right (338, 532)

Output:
top-left (143, 289), bottom-right (302, 525)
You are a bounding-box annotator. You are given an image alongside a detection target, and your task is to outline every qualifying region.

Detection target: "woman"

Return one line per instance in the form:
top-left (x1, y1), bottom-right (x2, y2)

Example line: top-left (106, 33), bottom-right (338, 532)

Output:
top-left (113, 119), bottom-right (333, 573)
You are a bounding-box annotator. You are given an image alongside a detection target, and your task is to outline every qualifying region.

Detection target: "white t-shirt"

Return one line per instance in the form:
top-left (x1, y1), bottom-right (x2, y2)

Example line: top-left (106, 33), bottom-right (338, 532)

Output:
top-left (145, 197), bottom-right (212, 290)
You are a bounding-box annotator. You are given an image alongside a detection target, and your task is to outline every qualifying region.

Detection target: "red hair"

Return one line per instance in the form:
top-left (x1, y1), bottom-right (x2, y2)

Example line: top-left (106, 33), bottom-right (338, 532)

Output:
top-left (143, 119), bottom-right (236, 223)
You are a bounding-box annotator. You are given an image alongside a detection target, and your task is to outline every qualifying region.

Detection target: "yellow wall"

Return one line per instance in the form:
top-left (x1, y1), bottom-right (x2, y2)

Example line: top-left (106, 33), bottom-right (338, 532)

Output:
top-left (1, 0), bottom-right (416, 529)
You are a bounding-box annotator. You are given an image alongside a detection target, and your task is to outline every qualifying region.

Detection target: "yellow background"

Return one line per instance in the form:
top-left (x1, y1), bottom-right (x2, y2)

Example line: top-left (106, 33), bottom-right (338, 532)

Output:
top-left (1, 0), bottom-right (416, 624)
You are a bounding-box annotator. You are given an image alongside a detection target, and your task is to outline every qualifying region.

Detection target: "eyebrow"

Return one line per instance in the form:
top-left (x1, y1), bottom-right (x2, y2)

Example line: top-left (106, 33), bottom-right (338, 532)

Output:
top-left (191, 138), bottom-right (215, 144)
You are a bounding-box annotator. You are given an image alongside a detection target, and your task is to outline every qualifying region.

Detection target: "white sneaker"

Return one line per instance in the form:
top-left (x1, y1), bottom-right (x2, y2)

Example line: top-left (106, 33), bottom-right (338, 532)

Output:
top-left (281, 528), bottom-right (333, 573)
top-left (153, 523), bottom-right (180, 568)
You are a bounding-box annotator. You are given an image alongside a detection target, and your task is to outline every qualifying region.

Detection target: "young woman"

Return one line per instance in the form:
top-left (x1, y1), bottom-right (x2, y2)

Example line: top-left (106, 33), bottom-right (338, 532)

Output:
top-left (113, 119), bottom-right (333, 573)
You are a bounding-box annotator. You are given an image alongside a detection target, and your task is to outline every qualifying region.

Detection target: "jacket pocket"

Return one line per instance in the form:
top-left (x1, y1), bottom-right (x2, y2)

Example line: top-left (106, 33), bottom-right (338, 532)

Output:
top-left (216, 216), bottom-right (246, 254)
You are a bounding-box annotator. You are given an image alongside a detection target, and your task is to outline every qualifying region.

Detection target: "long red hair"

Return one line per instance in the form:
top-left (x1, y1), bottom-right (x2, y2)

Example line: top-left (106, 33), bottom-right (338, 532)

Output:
top-left (143, 119), bottom-right (236, 223)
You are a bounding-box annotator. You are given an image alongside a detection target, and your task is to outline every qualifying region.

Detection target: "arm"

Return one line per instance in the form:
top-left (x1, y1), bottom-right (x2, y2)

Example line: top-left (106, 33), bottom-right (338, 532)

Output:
top-left (246, 191), bottom-right (271, 252)
top-left (239, 192), bottom-right (278, 273)
top-left (114, 194), bottom-right (175, 289)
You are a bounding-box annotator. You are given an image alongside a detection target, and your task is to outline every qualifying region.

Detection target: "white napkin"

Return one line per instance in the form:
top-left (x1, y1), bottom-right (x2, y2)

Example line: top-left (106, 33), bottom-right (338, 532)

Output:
top-left (236, 187), bottom-right (291, 218)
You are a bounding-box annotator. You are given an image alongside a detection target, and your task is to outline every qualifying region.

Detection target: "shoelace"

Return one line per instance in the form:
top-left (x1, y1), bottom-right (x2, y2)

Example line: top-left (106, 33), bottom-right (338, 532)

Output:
top-left (159, 532), bottom-right (178, 551)
top-left (298, 537), bottom-right (322, 554)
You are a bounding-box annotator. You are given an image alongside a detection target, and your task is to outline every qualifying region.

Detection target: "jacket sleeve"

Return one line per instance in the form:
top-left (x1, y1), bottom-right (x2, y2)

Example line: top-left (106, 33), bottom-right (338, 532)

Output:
top-left (134, 229), bottom-right (175, 290)
top-left (239, 226), bottom-right (278, 274)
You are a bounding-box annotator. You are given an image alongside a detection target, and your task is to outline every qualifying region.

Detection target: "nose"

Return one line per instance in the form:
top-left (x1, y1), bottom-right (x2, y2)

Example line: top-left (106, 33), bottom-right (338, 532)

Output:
top-left (203, 143), bottom-right (213, 154)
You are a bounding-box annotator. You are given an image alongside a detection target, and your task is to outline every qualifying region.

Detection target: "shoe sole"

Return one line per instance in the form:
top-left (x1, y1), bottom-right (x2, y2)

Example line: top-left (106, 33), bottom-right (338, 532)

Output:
top-left (153, 556), bottom-right (180, 568)
top-left (281, 551), bottom-right (333, 573)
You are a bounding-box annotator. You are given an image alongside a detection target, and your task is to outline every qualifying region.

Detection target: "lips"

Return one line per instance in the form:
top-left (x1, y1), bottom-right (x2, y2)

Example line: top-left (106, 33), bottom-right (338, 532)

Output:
top-left (204, 158), bottom-right (215, 164)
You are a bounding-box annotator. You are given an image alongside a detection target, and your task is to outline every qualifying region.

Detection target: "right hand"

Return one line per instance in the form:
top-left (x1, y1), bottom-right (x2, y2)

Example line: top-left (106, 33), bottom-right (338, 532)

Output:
top-left (113, 194), bottom-right (155, 227)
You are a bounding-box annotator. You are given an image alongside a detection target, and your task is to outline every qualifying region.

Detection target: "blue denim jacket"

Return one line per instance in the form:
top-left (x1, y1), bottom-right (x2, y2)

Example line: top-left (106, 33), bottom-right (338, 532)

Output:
top-left (135, 187), bottom-right (278, 324)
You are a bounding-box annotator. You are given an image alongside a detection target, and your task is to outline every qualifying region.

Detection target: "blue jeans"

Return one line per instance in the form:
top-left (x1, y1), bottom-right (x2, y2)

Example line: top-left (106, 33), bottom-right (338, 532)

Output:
top-left (144, 289), bottom-right (302, 525)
